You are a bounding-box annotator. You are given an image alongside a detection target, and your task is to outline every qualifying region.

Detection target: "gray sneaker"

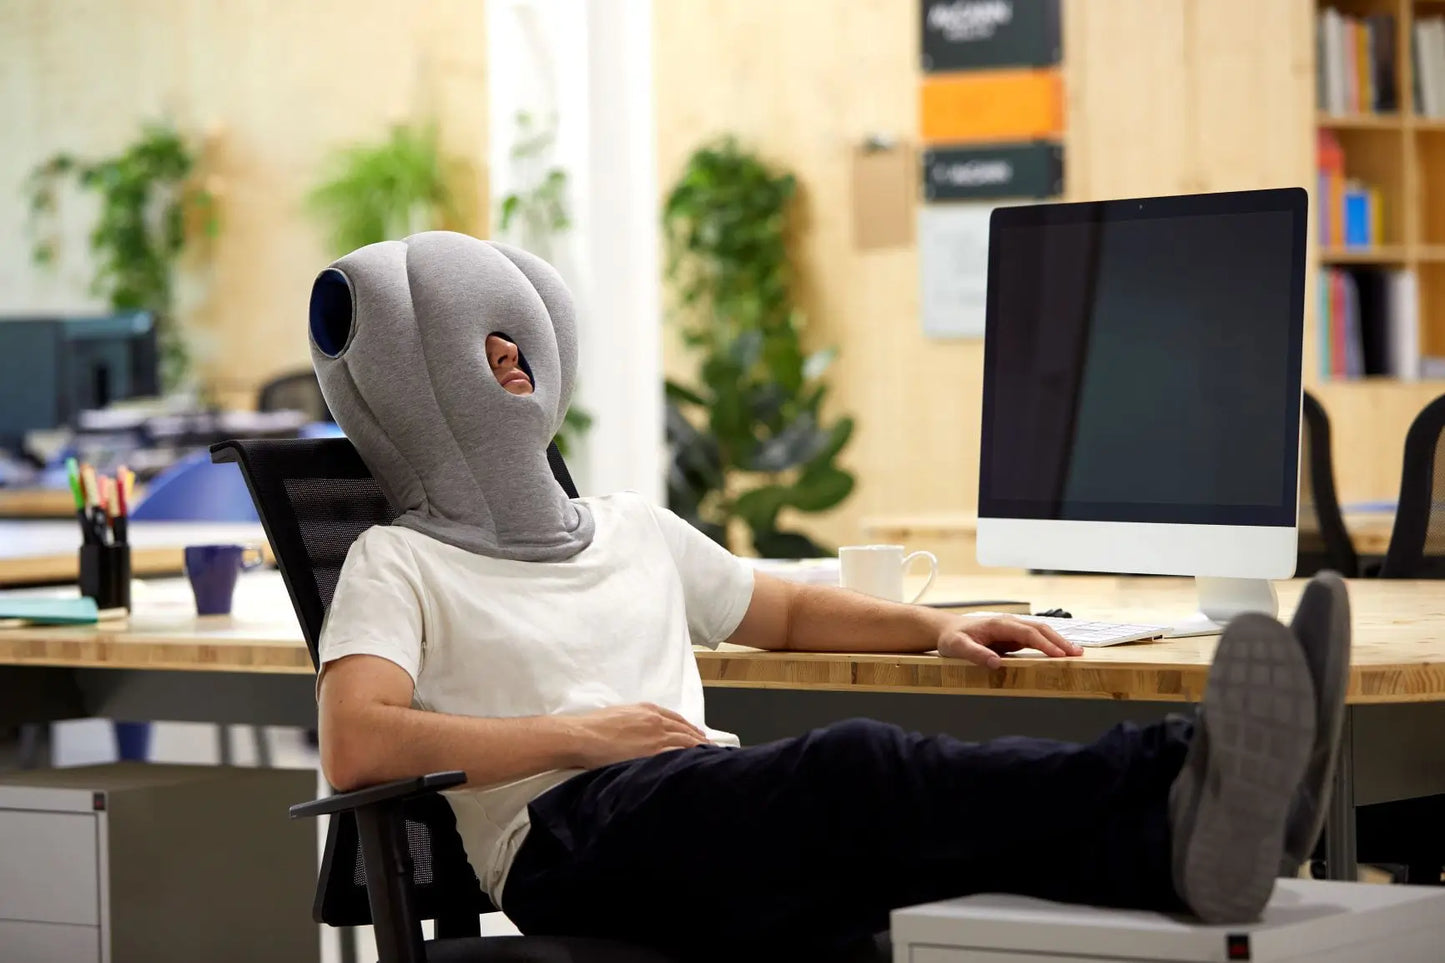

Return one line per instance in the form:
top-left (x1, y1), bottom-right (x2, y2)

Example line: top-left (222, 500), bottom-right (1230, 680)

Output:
top-left (1280, 572), bottom-right (1353, 876)
top-left (1169, 614), bottom-right (1316, 923)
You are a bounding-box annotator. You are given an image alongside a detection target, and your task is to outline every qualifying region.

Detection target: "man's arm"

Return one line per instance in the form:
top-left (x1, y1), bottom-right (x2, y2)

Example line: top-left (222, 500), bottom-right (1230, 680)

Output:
top-left (726, 573), bottom-right (1080, 668)
top-left (319, 654), bottom-right (710, 791)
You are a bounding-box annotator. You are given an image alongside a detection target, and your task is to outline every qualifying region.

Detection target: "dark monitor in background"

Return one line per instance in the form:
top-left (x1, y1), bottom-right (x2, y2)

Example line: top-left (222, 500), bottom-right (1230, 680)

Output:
top-left (0, 312), bottom-right (159, 450)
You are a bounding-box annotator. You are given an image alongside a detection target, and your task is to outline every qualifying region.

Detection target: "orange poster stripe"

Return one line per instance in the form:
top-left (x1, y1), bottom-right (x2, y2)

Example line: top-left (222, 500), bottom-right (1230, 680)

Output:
top-left (920, 68), bottom-right (1064, 145)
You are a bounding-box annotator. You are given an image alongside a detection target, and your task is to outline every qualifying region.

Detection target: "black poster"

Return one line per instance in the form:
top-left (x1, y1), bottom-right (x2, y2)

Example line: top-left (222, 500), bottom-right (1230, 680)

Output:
top-left (921, 0), bottom-right (1062, 72)
top-left (923, 144), bottom-right (1063, 201)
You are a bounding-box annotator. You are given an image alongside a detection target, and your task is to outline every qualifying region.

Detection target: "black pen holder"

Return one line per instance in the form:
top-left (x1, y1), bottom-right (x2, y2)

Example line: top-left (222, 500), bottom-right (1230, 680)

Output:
top-left (79, 543), bottom-right (131, 611)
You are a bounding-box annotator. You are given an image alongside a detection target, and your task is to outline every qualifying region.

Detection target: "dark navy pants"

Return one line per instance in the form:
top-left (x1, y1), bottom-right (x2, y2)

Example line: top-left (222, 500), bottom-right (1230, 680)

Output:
top-left (502, 717), bottom-right (1191, 958)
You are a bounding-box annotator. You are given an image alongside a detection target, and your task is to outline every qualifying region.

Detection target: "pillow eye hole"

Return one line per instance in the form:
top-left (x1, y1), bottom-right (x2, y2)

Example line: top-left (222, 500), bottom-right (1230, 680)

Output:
top-left (310, 269), bottom-right (354, 358)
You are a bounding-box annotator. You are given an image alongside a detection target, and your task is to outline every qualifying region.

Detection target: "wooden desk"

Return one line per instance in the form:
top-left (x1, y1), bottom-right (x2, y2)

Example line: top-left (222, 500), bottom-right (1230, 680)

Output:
top-left (0, 487), bottom-right (77, 519)
top-left (3, 572), bottom-right (1443, 882)
top-left (4, 574), bottom-right (1441, 704)
top-left (0, 486), bottom-right (149, 519)
top-left (0, 520), bottom-right (271, 586)
top-left (862, 511), bottom-right (1397, 564)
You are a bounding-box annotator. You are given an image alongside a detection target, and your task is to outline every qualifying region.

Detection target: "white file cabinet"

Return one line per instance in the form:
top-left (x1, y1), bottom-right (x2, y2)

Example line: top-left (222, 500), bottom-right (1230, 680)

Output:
top-left (0, 763), bottom-right (317, 963)
top-left (891, 878), bottom-right (1445, 962)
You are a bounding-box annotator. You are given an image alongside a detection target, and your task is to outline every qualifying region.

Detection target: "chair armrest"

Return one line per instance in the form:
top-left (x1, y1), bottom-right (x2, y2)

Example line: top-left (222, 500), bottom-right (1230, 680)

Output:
top-left (289, 771), bottom-right (467, 819)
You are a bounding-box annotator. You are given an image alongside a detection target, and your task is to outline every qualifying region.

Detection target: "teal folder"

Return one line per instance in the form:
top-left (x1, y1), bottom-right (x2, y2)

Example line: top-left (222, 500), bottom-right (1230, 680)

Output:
top-left (0, 597), bottom-right (101, 625)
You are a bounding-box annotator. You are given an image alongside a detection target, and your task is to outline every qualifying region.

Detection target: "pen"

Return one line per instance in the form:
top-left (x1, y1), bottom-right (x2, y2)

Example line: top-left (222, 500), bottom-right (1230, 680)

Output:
top-left (80, 464), bottom-right (107, 545)
top-left (114, 467), bottom-right (130, 546)
top-left (65, 457), bottom-right (93, 545)
top-left (102, 477), bottom-right (119, 544)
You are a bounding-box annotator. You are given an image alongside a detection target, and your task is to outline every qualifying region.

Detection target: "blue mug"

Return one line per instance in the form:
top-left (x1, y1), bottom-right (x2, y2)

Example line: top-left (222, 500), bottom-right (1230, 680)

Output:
top-left (184, 544), bottom-right (264, 616)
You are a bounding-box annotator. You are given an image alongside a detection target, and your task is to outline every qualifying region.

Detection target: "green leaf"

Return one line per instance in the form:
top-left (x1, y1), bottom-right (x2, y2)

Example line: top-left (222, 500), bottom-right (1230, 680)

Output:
top-left (748, 412), bottom-right (826, 473)
top-left (665, 379), bottom-right (707, 407)
top-left (787, 465), bottom-right (854, 512)
top-left (728, 329), bottom-right (763, 370)
top-left (499, 194), bottom-right (520, 230)
top-left (807, 417), bottom-right (854, 469)
top-left (733, 484), bottom-right (791, 533)
top-left (665, 404), bottom-right (724, 491)
top-left (751, 529), bottom-right (830, 559)
top-left (747, 382), bottom-right (788, 427)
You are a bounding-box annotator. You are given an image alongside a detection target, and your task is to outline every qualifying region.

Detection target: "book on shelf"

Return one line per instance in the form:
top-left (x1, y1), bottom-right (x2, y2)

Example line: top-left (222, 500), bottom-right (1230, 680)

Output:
top-left (1317, 9), bottom-right (1397, 114)
top-left (1416, 15), bottom-right (1445, 118)
top-left (1318, 266), bottom-right (1418, 381)
top-left (1316, 131), bottom-right (1382, 248)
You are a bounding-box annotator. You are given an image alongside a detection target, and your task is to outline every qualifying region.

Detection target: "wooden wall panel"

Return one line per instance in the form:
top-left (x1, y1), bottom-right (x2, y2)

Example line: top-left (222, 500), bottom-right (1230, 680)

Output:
top-left (656, 0), bottom-right (1319, 554)
top-left (0, 0), bottom-right (488, 406)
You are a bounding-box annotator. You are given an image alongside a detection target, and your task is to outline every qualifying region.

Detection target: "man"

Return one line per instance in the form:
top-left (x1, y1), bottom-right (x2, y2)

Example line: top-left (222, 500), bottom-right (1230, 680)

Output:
top-left (310, 232), bottom-right (1350, 958)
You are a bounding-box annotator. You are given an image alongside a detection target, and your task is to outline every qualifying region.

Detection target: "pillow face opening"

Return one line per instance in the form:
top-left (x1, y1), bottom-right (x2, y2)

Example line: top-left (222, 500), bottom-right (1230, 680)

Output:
top-left (488, 330), bottom-right (535, 384)
top-left (310, 269), bottom-right (355, 358)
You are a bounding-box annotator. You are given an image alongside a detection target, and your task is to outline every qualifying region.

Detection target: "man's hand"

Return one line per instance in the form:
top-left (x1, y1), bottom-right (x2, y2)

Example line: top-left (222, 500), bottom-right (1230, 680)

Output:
top-left (937, 615), bottom-right (1082, 669)
top-left (566, 703), bottom-right (710, 770)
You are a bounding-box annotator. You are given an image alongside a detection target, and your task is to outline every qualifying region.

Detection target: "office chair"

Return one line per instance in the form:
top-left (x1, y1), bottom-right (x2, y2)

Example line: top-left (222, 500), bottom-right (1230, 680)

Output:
top-left (210, 437), bottom-right (678, 963)
top-left (257, 369), bottom-right (334, 422)
top-left (1297, 392), bottom-right (1359, 578)
top-left (1379, 393), bottom-right (1445, 579)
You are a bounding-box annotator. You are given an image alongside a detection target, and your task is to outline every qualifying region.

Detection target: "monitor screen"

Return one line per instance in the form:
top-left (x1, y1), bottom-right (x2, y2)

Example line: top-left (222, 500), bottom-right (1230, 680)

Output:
top-left (978, 188), bottom-right (1307, 528)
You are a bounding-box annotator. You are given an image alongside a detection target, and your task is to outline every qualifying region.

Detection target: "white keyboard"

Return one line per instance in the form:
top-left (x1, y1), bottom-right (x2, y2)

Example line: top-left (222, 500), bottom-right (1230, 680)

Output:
top-left (970, 613), bottom-right (1169, 647)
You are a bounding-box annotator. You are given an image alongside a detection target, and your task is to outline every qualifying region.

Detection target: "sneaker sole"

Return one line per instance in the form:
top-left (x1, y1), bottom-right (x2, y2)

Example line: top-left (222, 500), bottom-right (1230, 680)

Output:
top-left (1172, 614), bottom-right (1316, 923)
top-left (1283, 572), bottom-right (1352, 872)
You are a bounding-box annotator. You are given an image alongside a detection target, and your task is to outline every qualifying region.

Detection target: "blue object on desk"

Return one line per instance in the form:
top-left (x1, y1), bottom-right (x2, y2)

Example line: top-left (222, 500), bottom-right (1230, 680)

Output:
top-left (131, 449), bottom-right (259, 523)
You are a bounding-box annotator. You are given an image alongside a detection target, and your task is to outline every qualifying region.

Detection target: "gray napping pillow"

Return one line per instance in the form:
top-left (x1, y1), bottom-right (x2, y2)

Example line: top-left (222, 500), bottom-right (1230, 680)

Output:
top-left (308, 231), bottom-right (595, 562)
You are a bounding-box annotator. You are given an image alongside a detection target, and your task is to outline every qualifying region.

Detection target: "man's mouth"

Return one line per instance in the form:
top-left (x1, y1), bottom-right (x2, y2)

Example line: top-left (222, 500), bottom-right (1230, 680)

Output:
top-left (502, 370), bottom-right (532, 388)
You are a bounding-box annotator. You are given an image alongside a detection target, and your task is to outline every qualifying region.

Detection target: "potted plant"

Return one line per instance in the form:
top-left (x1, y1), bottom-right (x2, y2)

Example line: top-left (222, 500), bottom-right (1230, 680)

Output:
top-left (306, 121), bottom-right (469, 256)
top-left (26, 122), bottom-right (220, 390)
top-left (663, 137), bottom-right (855, 557)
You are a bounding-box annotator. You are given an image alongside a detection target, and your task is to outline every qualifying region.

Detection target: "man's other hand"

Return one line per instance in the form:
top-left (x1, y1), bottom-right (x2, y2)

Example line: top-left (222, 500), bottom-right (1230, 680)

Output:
top-left (936, 615), bottom-right (1082, 669)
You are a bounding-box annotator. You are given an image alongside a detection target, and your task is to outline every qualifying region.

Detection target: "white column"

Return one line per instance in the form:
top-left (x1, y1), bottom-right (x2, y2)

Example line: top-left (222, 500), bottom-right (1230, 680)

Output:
top-left (486, 0), bottom-right (662, 503)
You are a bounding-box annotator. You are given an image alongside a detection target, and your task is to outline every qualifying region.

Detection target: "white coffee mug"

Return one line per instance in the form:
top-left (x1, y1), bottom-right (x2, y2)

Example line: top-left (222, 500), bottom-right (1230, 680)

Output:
top-left (839, 544), bottom-right (939, 603)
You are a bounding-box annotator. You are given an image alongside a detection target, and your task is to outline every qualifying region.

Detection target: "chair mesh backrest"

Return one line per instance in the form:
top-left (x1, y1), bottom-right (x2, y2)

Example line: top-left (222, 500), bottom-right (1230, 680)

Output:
top-left (1297, 392), bottom-right (1359, 577)
top-left (1381, 393), bottom-right (1445, 578)
top-left (211, 436), bottom-right (581, 926)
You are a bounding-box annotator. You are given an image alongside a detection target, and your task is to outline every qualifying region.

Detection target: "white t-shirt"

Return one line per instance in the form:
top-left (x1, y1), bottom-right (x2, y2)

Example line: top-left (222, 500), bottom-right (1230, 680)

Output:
top-left (317, 492), bottom-right (755, 902)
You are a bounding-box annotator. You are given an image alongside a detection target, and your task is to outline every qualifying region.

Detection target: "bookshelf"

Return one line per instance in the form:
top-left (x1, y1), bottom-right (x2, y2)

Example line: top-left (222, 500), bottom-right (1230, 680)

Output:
top-left (1317, 111), bottom-right (1404, 128)
top-left (1315, 0), bottom-right (1445, 373)
top-left (1321, 245), bottom-right (1411, 263)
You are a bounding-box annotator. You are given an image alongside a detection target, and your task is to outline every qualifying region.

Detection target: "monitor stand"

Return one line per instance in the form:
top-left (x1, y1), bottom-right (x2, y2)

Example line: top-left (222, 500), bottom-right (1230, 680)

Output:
top-left (1166, 577), bottom-right (1279, 638)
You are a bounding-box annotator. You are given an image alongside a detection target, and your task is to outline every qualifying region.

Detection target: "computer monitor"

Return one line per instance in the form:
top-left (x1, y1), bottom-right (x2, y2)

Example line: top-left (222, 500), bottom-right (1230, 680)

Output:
top-left (976, 188), bottom-right (1308, 635)
top-left (0, 312), bottom-right (159, 450)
